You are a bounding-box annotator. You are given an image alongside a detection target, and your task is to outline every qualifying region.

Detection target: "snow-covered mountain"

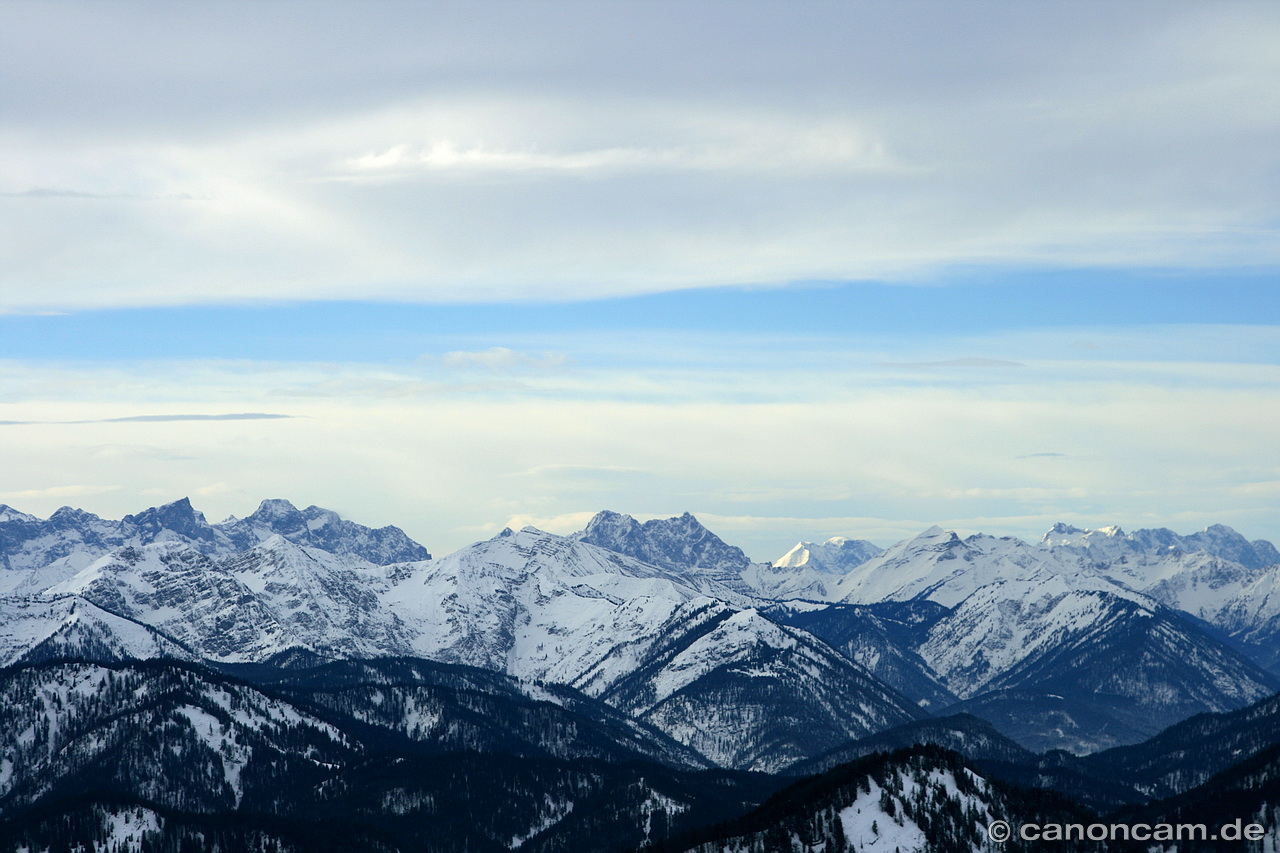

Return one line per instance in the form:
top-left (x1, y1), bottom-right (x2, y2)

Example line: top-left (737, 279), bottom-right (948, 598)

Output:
top-left (740, 535), bottom-right (884, 601)
top-left (7, 498), bottom-right (1280, 850)
top-left (664, 745), bottom-right (1104, 853)
top-left (808, 524), bottom-right (1280, 751)
top-left (1044, 521), bottom-right (1280, 571)
top-left (220, 498), bottom-right (431, 564)
top-left (575, 509), bottom-right (868, 601)
top-left (774, 536), bottom-right (882, 575)
top-left (0, 594), bottom-right (198, 666)
top-left (575, 510), bottom-right (760, 597)
top-left (8, 499), bottom-right (1280, 764)
top-left (47, 537), bottom-right (413, 661)
top-left (0, 658), bottom-right (776, 852)
top-left (0, 497), bottom-right (428, 581)
top-left (573, 600), bottom-right (926, 772)
top-left (831, 526), bottom-right (1080, 608)
top-left (766, 601), bottom-right (956, 710)
top-left (18, 523), bottom-right (928, 773)
top-left (0, 659), bottom-right (356, 817)
top-left (377, 525), bottom-right (757, 681)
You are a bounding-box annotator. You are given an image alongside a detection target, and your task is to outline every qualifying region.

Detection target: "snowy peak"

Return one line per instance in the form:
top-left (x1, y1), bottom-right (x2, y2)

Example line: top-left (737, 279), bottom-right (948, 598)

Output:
top-left (1042, 521), bottom-right (1278, 570)
top-left (830, 527), bottom-right (1059, 608)
top-left (44, 537), bottom-right (437, 664)
top-left (773, 536), bottom-right (882, 574)
top-left (0, 594), bottom-right (197, 666)
top-left (122, 497), bottom-right (225, 547)
top-left (221, 499), bottom-right (431, 564)
top-left (0, 497), bottom-right (431, 575)
top-left (0, 505), bottom-right (38, 524)
top-left (1041, 521), bottom-right (1125, 548)
top-left (576, 510), bottom-right (751, 574)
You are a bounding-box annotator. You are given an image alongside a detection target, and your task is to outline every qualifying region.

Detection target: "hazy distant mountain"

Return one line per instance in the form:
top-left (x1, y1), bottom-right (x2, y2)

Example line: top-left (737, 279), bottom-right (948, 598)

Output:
top-left (774, 536), bottom-right (883, 574)
top-left (0, 497), bottom-right (429, 584)
top-left (575, 510), bottom-right (758, 597)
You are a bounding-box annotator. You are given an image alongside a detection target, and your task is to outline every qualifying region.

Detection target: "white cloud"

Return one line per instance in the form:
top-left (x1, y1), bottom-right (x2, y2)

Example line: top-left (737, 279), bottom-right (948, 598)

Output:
top-left (2, 4), bottom-right (1278, 310)
top-left (0, 484), bottom-right (121, 502)
top-left (1, 366), bottom-right (1277, 557)
top-left (441, 347), bottom-right (568, 372)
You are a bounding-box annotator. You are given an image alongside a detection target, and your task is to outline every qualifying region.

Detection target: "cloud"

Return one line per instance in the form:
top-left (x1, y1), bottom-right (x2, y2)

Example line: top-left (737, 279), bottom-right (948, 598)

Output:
top-left (0, 484), bottom-right (121, 502)
top-left (2, 4), bottom-right (1278, 310)
top-left (337, 117), bottom-right (893, 180)
top-left (499, 511), bottom-right (601, 536)
top-left (879, 358), bottom-right (1026, 369)
top-left (1018, 452), bottom-right (1067, 459)
top-left (269, 377), bottom-right (525, 398)
top-left (0, 413), bottom-right (294, 425)
top-left (515, 464), bottom-right (647, 478)
top-left (442, 347), bottom-right (568, 372)
top-left (0, 188), bottom-right (198, 201)
top-left (1, 322), bottom-right (1279, 557)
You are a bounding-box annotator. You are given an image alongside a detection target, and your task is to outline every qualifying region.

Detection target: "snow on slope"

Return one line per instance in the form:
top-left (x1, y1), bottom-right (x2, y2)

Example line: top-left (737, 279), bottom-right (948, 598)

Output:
top-left (678, 750), bottom-right (1009, 853)
top-left (831, 526), bottom-right (1082, 608)
top-left (0, 497), bottom-right (429, 579)
top-left (774, 536), bottom-right (882, 574)
top-left (917, 572), bottom-right (1150, 698)
top-left (0, 661), bottom-right (353, 815)
top-left (380, 526), bottom-right (742, 684)
top-left (48, 537), bottom-right (412, 661)
top-left (0, 594), bottom-right (197, 666)
top-left (580, 602), bottom-right (926, 772)
top-left (1038, 522), bottom-right (1280, 653)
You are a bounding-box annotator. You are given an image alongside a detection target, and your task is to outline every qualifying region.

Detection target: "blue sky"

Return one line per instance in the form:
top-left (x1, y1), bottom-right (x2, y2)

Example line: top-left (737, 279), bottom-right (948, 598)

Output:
top-left (3, 269), bottom-right (1276, 363)
top-left (2, 2), bottom-right (1279, 559)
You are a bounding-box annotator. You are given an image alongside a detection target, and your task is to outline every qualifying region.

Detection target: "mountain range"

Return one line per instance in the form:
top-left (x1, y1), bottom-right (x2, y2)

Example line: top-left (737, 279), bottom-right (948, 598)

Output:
top-left (4, 497), bottom-right (1280, 850)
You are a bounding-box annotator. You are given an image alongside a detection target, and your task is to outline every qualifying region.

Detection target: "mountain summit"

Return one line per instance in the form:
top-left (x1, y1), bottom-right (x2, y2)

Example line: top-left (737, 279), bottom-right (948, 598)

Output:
top-left (576, 510), bottom-right (751, 573)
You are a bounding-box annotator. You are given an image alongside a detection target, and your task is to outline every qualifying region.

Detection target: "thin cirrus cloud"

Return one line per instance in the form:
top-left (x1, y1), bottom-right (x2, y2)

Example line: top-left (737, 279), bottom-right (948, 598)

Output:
top-left (0, 413), bottom-right (293, 425)
top-left (441, 347), bottom-right (569, 372)
top-left (878, 358), bottom-right (1026, 369)
top-left (2, 3), bottom-right (1278, 310)
top-left (336, 114), bottom-right (894, 180)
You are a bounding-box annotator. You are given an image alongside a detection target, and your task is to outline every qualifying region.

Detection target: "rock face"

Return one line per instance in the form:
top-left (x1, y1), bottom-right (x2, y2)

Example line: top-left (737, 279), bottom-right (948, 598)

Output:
top-left (576, 510), bottom-right (752, 574)
top-left (220, 498), bottom-right (431, 564)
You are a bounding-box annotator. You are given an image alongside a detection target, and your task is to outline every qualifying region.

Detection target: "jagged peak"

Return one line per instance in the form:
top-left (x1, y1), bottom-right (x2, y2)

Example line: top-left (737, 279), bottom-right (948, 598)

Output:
top-left (773, 542), bottom-right (811, 568)
top-left (580, 509), bottom-right (639, 532)
top-left (123, 496), bottom-right (202, 522)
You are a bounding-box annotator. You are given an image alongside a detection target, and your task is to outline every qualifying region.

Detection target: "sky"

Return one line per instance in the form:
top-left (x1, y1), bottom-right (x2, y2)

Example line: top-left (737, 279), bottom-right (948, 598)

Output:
top-left (2, 1), bottom-right (1279, 560)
